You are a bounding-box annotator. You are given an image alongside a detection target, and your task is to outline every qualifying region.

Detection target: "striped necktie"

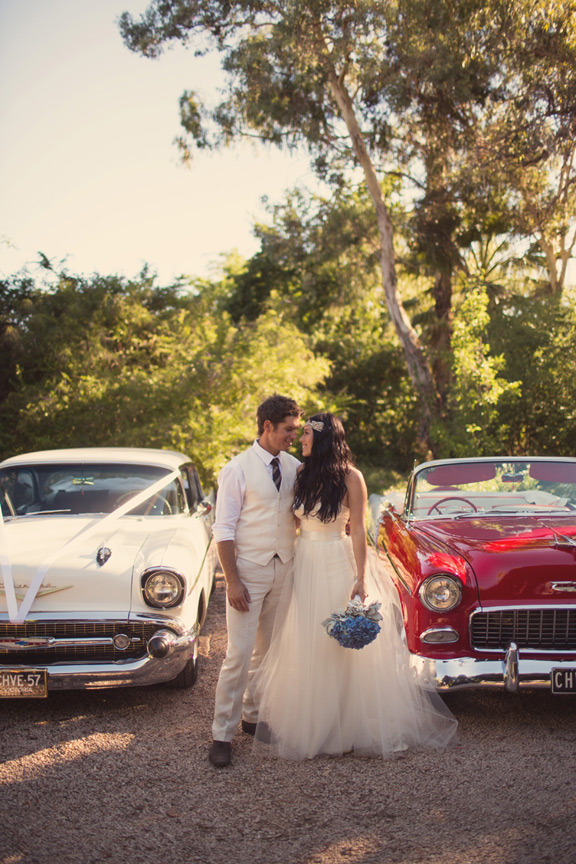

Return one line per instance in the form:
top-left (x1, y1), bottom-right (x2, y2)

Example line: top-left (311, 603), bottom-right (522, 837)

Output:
top-left (271, 456), bottom-right (282, 491)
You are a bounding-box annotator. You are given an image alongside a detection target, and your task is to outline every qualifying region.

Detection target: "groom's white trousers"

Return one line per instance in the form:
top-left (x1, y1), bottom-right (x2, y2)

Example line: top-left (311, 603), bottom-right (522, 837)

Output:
top-left (212, 554), bottom-right (292, 742)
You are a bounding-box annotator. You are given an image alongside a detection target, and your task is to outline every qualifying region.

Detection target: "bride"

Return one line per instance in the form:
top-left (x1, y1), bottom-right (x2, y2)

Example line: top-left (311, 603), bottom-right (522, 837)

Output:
top-left (253, 413), bottom-right (457, 759)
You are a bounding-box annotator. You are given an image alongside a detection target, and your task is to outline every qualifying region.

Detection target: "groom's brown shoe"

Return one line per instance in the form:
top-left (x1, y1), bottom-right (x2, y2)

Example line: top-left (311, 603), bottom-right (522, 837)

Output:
top-left (209, 740), bottom-right (231, 768)
top-left (241, 720), bottom-right (257, 736)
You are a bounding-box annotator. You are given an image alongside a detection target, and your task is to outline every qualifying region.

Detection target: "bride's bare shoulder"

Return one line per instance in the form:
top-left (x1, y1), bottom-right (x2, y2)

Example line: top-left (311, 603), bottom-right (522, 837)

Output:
top-left (345, 466), bottom-right (367, 495)
top-left (346, 465), bottom-right (366, 484)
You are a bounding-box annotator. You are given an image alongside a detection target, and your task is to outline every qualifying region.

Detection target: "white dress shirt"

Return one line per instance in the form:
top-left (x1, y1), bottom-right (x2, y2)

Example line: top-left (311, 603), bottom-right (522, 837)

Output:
top-left (212, 440), bottom-right (283, 544)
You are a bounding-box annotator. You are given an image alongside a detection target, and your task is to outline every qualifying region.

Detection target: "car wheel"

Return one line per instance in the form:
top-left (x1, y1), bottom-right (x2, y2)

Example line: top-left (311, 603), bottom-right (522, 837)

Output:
top-left (167, 653), bottom-right (198, 689)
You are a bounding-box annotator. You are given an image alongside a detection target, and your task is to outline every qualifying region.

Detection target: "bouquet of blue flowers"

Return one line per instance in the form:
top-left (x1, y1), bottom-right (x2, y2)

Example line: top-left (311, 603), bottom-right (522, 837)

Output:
top-left (321, 597), bottom-right (383, 649)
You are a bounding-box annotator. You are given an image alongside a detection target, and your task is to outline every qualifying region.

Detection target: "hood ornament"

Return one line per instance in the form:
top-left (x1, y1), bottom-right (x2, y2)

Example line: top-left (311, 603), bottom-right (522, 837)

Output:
top-left (96, 547), bottom-right (112, 567)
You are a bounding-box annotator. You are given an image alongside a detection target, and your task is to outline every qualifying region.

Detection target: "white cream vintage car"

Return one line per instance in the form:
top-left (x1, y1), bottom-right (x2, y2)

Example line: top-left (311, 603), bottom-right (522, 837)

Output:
top-left (0, 447), bottom-right (215, 698)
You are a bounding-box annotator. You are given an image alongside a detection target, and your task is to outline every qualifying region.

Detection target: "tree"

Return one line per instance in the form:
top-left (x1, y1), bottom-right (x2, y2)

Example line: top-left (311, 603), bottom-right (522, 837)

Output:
top-left (120, 0), bottom-right (576, 453)
top-left (488, 286), bottom-right (576, 457)
top-left (213, 184), bottom-right (422, 469)
top-left (479, 0), bottom-right (576, 295)
top-left (0, 274), bottom-right (35, 414)
top-left (119, 0), bottom-right (445, 449)
top-left (0, 269), bottom-right (329, 485)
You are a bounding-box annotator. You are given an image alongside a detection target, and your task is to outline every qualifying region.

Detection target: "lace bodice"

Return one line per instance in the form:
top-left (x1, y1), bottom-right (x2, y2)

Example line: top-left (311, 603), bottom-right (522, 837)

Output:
top-left (294, 504), bottom-right (350, 542)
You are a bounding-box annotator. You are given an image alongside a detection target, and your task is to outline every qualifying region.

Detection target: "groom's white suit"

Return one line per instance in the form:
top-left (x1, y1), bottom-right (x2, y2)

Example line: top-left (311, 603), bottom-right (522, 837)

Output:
top-left (211, 441), bottom-right (300, 743)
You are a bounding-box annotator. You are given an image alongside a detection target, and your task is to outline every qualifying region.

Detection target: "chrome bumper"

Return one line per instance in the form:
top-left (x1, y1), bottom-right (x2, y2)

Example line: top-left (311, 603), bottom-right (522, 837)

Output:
top-left (0, 620), bottom-right (197, 691)
top-left (412, 643), bottom-right (576, 692)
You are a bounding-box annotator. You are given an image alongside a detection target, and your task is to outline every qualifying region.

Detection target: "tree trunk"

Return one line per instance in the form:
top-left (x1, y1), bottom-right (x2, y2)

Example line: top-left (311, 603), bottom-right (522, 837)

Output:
top-left (537, 230), bottom-right (575, 296)
top-left (431, 268), bottom-right (453, 405)
top-left (326, 68), bottom-right (440, 453)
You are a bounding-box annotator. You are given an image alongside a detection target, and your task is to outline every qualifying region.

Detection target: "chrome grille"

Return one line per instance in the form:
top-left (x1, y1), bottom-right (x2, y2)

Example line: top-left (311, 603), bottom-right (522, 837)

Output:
top-left (0, 621), bottom-right (159, 664)
top-left (471, 609), bottom-right (576, 650)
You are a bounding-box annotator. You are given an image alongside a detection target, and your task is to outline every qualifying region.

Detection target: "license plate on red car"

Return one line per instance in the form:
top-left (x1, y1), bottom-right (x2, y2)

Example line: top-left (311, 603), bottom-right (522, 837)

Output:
top-left (0, 669), bottom-right (48, 698)
top-left (551, 669), bottom-right (576, 694)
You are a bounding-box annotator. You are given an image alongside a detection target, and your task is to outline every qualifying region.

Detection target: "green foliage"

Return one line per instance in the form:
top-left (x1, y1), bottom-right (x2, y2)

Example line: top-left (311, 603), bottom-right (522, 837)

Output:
top-left (3, 2), bottom-right (576, 485)
top-left (439, 282), bottom-right (521, 455)
top-left (206, 186), bottom-right (424, 471)
top-left (3, 231), bottom-right (576, 488)
top-left (120, 0), bottom-right (576, 446)
top-left (0, 269), bottom-right (329, 487)
top-left (489, 287), bottom-right (576, 456)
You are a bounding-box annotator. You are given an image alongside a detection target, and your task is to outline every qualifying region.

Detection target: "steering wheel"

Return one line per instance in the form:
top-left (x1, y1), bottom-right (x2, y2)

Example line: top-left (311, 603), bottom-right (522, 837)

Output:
top-left (143, 494), bottom-right (172, 516)
top-left (428, 496), bottom-right (478, 515)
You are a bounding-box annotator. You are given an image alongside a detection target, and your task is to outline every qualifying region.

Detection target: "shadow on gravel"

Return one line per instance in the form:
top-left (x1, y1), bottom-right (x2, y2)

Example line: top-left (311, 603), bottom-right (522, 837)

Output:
top-left (2, 579), bottom-right (576, 864)
top-left (443, 687), bottom-right (576, 725)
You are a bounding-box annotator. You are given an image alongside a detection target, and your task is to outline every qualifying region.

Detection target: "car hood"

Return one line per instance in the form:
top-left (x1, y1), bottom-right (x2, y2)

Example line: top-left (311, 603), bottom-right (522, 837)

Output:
top-left (416, 514), bottom-right (576, 602)
top-left (0, 515), bottom-right (164, 616)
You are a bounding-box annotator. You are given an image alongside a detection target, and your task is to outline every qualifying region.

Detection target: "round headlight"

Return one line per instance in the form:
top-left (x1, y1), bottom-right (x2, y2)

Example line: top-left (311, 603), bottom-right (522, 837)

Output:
top-left (142, 570), bottom-right (185, 608)
top-left (419, 574), bottom-right (462, 612)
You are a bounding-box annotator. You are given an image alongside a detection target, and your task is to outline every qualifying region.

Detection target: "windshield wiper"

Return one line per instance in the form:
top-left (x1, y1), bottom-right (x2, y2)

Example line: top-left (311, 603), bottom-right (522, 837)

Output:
top-left (19, 509), bottom-right (72, 516)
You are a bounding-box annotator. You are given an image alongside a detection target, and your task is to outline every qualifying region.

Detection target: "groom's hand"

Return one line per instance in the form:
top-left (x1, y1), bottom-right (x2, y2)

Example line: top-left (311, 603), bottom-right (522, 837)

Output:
top-left (216, 539), bottom-right (251, 611)
top-left (227, 578), bottom-right (251, 612)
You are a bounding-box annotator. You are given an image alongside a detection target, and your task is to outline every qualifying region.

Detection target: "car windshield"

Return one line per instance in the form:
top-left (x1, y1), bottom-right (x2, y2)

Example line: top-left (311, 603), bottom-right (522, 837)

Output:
top-left (0, 463), bottom-right (186, 517)
top-left (410, 460), bottom-right (576, 519)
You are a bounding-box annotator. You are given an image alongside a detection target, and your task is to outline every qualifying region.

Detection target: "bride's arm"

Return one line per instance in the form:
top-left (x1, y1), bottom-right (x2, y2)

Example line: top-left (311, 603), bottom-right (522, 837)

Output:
top-left (346, 468), bottom-right (368, 602)
top-left (294, 463), bottom-right (303, 528)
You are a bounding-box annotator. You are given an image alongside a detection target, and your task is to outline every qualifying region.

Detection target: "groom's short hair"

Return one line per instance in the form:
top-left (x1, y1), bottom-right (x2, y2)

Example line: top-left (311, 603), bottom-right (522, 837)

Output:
top-left (257, 395), bottom-right (302, 435)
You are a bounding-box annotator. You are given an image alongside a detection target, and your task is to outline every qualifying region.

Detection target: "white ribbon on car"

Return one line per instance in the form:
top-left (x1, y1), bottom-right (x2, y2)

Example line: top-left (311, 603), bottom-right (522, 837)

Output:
top-left (0, 469), bottom-right (179, 624)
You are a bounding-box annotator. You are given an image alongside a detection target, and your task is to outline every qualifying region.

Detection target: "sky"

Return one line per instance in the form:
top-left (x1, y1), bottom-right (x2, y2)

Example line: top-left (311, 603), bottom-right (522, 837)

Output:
top-left (0, 0), bottom-right (319, 285)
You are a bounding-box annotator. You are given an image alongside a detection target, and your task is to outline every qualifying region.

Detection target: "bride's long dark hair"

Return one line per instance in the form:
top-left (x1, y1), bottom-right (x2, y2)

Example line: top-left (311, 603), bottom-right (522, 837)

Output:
top-left (294, 413), bottom-right (354, 523)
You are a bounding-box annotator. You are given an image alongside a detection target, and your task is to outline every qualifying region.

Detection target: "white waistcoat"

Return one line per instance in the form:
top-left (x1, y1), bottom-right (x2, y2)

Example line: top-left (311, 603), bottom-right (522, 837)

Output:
top-left (233, 448), bottom-right (299, 566)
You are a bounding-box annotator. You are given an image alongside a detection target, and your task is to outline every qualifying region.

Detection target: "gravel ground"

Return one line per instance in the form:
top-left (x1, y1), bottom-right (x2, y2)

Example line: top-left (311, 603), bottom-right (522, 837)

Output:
top-left (2, 575), bottom-right (576, 864)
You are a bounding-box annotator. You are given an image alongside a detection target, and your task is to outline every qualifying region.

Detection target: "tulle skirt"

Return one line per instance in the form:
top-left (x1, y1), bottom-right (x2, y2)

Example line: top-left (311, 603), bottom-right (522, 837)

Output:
top-left (253, 534), bottom-right (457, 760)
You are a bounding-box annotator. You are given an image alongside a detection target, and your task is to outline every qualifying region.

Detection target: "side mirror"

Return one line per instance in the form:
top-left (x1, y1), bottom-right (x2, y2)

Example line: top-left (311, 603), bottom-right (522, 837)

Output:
top-left (193, 500), bottom-right (212, 518)
top-left (382, 492), bottom-right (405, 517)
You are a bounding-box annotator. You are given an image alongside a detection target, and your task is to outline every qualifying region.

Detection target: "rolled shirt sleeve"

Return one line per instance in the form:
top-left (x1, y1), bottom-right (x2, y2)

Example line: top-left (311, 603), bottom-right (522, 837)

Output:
top-left (212, 460), bottom-right (247, 544)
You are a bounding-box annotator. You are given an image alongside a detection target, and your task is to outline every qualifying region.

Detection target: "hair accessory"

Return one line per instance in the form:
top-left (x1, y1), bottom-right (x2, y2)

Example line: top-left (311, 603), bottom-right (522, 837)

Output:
top-left (306, 419), bottom-right (324, 432)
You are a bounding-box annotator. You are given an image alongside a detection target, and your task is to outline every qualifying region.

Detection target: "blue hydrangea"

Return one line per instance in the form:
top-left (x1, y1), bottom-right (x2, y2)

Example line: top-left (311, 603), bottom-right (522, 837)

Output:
top-left (329, 616), bottom-right (381, 649)
top-left (322, 600), bottom-right (383, 649)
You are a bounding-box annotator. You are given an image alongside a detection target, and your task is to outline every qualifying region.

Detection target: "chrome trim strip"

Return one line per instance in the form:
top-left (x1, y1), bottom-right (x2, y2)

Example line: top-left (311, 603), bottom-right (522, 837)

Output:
top-left (471, 604), bottom-right (576, 613)
top-left (410, 653), bottom-right (576, 691)
top-left (420, 627), bottom-right (459, 644)
top-left (0, 636), bottom-right (140, 651)
top-left (0, 611), bottom-right (188, 631)
top-left (468, 647), bottom-right (576, 655)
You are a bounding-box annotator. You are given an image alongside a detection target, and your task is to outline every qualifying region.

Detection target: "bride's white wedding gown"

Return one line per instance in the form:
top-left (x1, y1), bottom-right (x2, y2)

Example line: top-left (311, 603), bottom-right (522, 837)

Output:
top-left (253, 505), bottom-right (457, 759)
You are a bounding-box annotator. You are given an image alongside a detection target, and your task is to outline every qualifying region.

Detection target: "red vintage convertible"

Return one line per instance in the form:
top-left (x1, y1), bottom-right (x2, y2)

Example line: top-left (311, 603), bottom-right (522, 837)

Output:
top-left (376, 457), bottom-right (576, 693)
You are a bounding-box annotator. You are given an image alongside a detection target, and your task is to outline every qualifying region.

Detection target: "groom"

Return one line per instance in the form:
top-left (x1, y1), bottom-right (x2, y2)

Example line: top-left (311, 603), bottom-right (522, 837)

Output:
top-left (209, 394), bottom-right (303, 767)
